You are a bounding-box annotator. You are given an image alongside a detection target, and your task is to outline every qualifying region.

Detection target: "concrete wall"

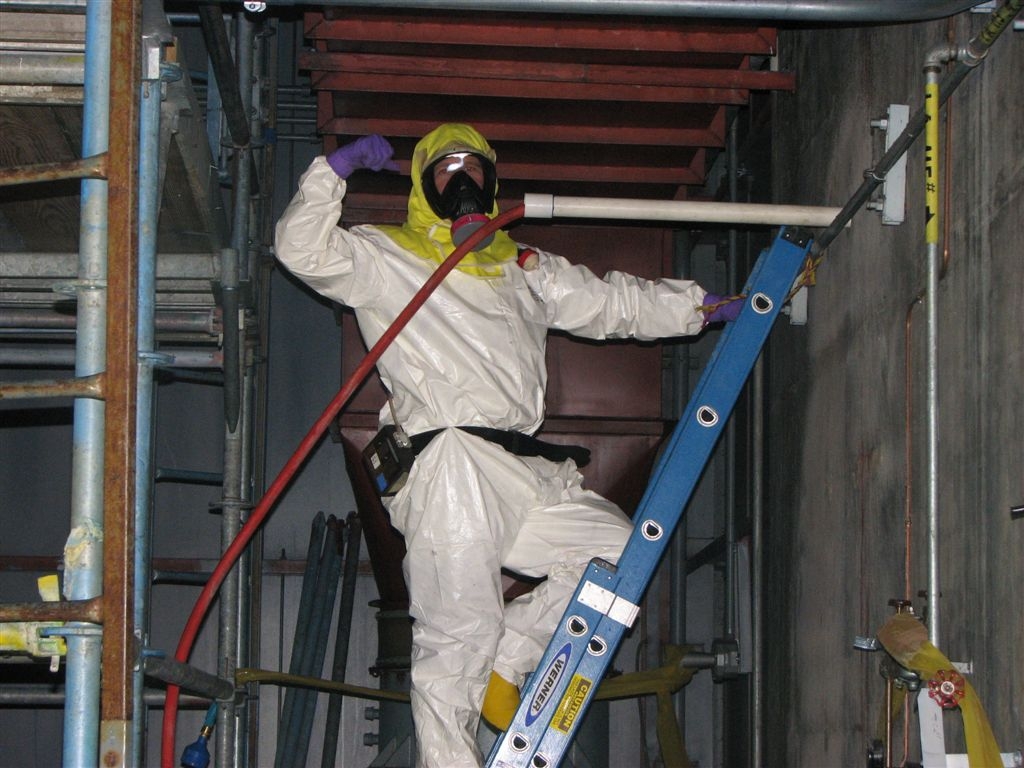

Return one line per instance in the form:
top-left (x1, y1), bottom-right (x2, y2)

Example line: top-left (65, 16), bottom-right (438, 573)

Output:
top-left (766, 13), bottom-right (1022, 767)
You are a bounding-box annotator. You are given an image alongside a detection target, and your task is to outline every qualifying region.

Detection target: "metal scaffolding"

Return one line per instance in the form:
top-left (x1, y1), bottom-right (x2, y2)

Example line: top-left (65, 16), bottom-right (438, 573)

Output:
top-left (0, 0), bottom-right (270, 764)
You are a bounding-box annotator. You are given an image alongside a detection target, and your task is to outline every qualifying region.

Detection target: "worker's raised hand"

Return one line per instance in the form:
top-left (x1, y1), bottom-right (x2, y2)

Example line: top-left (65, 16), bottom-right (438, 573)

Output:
top-left (327, 134), bottom-right (399, 179)
top-left (701, 292), bottom-right (744, 324)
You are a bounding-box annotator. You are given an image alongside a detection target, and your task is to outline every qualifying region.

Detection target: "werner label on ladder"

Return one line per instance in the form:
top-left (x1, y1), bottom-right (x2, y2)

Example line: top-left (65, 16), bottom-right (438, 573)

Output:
top-left (486, 226), bottom-right (815, 768)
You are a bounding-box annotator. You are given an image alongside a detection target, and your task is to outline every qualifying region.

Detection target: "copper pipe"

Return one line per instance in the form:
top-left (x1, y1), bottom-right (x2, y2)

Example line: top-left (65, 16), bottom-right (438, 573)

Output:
top-left (885, 677), bottom-right (894, 768)
top-left (901, 696), bottom-right (911, 767)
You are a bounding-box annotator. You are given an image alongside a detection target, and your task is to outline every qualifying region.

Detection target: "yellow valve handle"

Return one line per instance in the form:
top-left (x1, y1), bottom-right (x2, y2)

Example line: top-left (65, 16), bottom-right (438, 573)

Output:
top-left (877, 613), bottom-right (1001, 768)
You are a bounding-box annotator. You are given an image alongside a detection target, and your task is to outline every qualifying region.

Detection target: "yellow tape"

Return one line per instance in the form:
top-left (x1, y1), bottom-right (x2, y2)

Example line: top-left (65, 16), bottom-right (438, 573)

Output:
top-left (0, 625), bottom-right (30, 653)
top-left (38, 574), bottom-right (61, 602)
top-left (924, 81), bottom-right (940, 245)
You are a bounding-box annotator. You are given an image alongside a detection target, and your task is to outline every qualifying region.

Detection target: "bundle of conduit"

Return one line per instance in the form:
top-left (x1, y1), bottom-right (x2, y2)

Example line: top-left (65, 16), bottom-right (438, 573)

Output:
top-left (274, 512), bottom-right (363, 768)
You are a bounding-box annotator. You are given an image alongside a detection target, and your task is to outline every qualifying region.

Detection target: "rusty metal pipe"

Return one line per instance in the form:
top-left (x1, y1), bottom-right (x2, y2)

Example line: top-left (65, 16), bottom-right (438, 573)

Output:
top-left (0, 372), bottom-right (104, 400)
top-left (0, 154), bottom-right (107, 187)
top-left (0, 597), bottom-right (103, 624)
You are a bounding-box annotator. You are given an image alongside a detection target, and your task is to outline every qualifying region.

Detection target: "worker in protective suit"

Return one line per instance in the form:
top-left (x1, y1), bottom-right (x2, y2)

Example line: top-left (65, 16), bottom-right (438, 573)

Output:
top-left (275, 123), bottom-right (740, 767)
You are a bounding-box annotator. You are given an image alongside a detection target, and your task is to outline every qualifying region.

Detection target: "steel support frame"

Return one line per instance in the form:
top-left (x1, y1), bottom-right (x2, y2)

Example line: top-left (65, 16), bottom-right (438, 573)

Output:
top-left (0, 0), bottom-right (145, 765)
top-left (0, 1), bottom-right (255, 765)
top-left (99, 1), bottom-right (141, 765)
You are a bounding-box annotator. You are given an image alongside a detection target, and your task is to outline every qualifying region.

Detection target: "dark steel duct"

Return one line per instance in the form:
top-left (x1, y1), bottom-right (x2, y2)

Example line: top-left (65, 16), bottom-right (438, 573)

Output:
top-left (225, 0), bottom-right (981, 22)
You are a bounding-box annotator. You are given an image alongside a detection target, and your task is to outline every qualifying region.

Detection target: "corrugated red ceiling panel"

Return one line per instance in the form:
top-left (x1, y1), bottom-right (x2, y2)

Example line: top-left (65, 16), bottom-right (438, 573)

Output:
top-left (299, 7), bottom-right (794, 223)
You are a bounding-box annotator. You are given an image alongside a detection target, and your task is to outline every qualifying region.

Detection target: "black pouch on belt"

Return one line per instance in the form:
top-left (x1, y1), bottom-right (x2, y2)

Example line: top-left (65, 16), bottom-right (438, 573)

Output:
top-left (410, 426), bottom-right (591, 467)
top-left (362, 425), bottom-right (415, 497)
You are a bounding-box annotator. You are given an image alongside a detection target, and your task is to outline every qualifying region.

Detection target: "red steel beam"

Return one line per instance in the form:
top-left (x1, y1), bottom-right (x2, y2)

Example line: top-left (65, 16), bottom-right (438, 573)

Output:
top-left (300, 50), bottom-right (795, 92)
top-left (318, 116), bottom-right (727, 148)
top-left (311, 70), bottom-right (747, 105)
top-left (529, 161), bottom-right (702, 185)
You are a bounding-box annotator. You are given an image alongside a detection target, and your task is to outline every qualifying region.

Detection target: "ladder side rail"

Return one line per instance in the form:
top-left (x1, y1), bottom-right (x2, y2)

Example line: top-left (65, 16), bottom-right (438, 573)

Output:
top-left (610, 227), bottom-right (812, 606)
top-left (487, 227), bottom-right (813, 768)
top-left (525, 228), bottom-right (812, 766)
top-left (487, 560), bottom-right (621, 766)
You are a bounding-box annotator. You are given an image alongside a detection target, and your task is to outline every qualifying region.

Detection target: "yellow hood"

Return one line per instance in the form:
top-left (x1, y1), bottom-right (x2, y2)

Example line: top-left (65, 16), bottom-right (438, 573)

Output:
top-left (377, 123), bottom-right (517, 277)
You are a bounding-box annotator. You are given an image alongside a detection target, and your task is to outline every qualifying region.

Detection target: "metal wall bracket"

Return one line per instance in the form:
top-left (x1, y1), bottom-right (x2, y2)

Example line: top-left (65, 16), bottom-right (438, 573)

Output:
top-left (783, 281), bottom-right (808, 325)
top-left (867, 104), bottom-right (910, 226)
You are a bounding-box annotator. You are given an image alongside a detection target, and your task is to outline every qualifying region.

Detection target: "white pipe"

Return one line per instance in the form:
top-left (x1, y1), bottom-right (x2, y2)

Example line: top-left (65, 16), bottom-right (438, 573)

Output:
top-left (523, 193), bottom-right (844, 228)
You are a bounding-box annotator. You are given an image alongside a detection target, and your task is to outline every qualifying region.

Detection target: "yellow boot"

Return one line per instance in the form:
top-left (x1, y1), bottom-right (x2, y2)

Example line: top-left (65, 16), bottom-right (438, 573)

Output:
top-left (481, 671), bottom-right (520, 731)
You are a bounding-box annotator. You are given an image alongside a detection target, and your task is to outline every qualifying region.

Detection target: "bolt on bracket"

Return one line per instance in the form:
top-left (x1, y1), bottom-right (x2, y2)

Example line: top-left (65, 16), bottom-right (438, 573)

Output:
top-left (867, 104), bottom-right (910, 226)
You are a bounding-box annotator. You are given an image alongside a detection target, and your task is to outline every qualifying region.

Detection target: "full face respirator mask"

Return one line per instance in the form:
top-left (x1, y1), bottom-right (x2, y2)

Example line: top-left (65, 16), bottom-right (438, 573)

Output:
top-left (422, 152), bottom-right (498, 251)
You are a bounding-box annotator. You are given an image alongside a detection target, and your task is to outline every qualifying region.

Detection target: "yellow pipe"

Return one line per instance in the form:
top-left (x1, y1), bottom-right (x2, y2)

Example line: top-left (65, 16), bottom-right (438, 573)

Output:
top-left (924, 77), bottom-right (941, 245)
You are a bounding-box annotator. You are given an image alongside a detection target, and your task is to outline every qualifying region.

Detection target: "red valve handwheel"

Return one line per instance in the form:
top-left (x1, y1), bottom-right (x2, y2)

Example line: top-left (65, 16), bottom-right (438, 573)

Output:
top-left (927, 669), bottom-right (966, 709)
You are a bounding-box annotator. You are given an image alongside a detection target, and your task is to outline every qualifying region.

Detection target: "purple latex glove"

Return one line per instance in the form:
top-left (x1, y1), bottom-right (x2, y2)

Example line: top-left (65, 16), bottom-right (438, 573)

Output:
top-left (326, 134), bottom-right (399, 179)
top-left (702, 292), bottom-right (744, 324)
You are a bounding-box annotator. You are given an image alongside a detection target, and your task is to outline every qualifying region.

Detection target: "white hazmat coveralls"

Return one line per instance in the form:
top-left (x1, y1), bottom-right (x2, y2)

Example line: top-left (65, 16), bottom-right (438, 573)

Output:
top-left (275, 156), bottom-right (709, 767)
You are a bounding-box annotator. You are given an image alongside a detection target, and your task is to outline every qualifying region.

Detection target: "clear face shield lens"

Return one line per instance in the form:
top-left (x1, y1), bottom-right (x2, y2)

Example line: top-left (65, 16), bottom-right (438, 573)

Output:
top-left (437, 153), bottom-right (474, 174)
top-left (432, 153), bottom-right (487, 190)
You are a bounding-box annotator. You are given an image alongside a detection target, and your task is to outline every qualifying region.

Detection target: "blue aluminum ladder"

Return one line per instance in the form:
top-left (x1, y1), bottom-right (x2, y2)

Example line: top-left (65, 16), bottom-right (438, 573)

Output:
top-left (486, 227), bottom-right (814, 768)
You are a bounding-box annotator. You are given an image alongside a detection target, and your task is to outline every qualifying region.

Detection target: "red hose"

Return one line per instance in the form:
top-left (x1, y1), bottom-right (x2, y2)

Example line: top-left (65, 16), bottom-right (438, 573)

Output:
top-left (161, 205), bottom-right (525, 767)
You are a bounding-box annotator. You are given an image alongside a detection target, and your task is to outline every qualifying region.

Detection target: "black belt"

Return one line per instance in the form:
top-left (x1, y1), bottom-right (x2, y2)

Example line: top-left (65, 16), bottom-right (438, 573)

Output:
top-left (410, 426), bottom-right (591, 468)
